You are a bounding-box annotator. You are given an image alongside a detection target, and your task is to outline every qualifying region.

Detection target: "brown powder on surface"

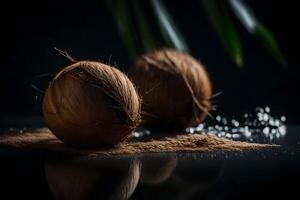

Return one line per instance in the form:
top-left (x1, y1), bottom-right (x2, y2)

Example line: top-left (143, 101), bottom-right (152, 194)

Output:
top-left (0, 128), bottom-right (279, 156)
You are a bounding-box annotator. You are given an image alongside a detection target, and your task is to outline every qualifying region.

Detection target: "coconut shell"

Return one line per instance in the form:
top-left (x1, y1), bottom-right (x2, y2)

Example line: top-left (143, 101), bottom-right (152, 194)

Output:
top-left (43, 61), bottom-right (141, 147)
top-left (128, 49), bottom-right (212, 131)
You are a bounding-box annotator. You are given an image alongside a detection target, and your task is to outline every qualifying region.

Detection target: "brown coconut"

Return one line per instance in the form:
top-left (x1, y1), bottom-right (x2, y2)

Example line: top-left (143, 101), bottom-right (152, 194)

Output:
top-left (43, 61), bottom-right (141, 147)
top-left (128, 49), bottom-right (212, 131)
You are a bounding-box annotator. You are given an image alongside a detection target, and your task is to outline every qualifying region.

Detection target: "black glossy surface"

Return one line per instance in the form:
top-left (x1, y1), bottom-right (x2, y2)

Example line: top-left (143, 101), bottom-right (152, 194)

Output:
top-left (0, 118), bottom-right (299, 199)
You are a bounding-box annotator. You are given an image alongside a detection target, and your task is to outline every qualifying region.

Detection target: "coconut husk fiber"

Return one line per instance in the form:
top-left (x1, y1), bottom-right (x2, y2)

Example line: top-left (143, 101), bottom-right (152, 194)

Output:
top-left (128, 49), bottom-right (213, 131)
top-left (42, 60), bottom-right (141, 147)
top-left (0, 128), bottom-right (279, 156)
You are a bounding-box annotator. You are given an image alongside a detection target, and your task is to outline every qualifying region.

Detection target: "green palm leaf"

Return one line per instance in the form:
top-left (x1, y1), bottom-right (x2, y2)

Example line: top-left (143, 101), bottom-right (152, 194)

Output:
top-left (227, 0), bottom-right (286, 66)
top-left (132, 1), bottom-right (158, 52)
top-left (150, 0), bottom-right (189, 52)
top-left (203, 0), bottom-right (243, 67)
top-left (105, 0), bottom-right (139, 59)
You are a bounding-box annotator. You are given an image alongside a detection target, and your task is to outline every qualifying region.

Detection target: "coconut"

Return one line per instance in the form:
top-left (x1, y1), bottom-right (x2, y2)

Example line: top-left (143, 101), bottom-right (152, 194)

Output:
top-left (43, 61), bottom-right (141, 147)
top-left (128, 49), bottom-right (212, 131)
top-left (44, 158), bottom-right (141, 200)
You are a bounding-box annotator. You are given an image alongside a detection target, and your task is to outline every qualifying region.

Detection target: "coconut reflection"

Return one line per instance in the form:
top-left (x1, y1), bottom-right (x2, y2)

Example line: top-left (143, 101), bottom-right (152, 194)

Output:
top-left (44, 154), bottom-right (223, 200)
top-left (139, 154), bottom-right (177, 184)
top-left (44, 156), bottom-right (141, 200)
top-left (132, 155), bottom-right (223, 200)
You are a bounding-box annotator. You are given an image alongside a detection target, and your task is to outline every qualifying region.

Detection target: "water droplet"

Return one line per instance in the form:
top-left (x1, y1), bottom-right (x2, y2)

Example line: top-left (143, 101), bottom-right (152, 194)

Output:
top-left (280, 116), bottom-right (286, 122)
top-left (263, 127), bottom-right (270, 135)
top-left (196, 124), bottom-right (204, 131)
top-left (234, 121), bottom-right (239, 127)
top-left (244, 129), bottom-right (251, 138)
top-left (185, 128), bottom-right (192, 133)
top-left (258, 107), bottom-right (264, 113)
top-left (278, 126), bottom-right (287, 136)
top-left (265, 107), bottom-right (270, 113)
top-left (271, 129), bottom-right (276, 134)
top-left (263, 113), bottom-right (269, 121)
top-left (222, 118), bottom-right (228, 124)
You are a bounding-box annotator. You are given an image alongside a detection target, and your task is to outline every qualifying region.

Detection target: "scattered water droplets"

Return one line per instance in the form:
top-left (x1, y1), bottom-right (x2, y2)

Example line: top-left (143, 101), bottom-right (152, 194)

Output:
top-left (131, 107), bottom-right (287, 144)
top-left (186, 106), bottom-right (287, 143)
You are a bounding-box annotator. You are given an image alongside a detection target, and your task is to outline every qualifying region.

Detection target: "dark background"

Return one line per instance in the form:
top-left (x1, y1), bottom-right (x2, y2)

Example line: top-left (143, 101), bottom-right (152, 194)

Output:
top-left (1, 0), bottom-right (299, 125)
